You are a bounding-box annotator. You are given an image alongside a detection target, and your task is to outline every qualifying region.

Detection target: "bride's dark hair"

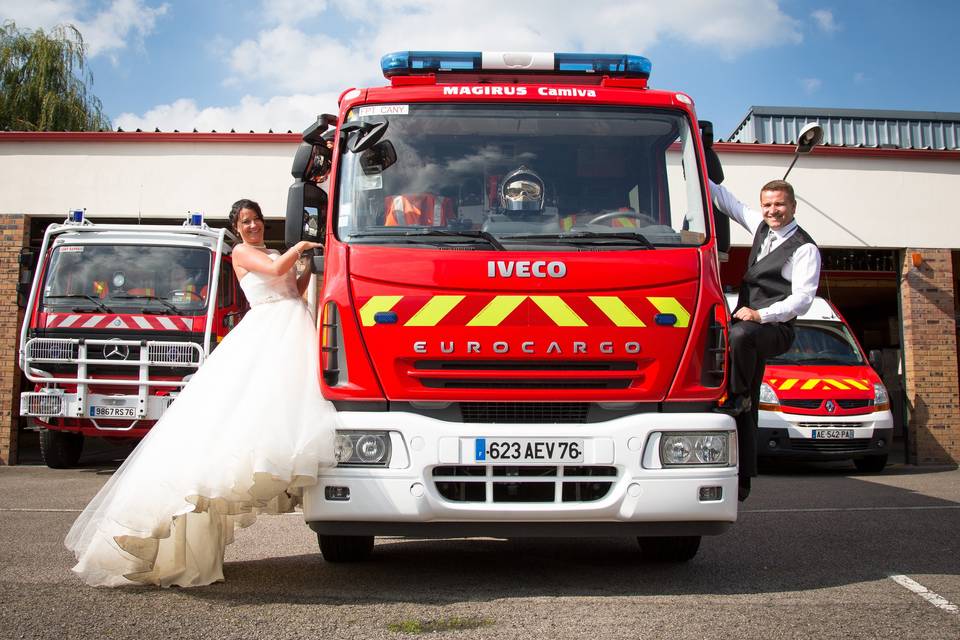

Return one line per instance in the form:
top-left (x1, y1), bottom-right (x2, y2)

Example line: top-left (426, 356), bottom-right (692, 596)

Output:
top-left (229, 199), bottom-right (263, 231)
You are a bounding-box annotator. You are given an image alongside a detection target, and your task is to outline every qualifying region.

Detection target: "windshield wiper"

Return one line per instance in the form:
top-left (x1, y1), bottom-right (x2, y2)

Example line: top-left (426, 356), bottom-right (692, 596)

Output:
top-left (352, 228), bottom-right (506, 251)
top-left (111, 294), bottom-right (183, 315)
top-left (45, 294), bottom-right (112, 313)
top-left (503, 231), bottom-right (655, 249)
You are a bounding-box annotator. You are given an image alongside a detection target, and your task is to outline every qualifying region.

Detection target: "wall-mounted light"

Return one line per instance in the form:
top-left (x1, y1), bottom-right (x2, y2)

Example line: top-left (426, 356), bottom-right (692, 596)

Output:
top-left (911, 252), bottom-right (923, 269)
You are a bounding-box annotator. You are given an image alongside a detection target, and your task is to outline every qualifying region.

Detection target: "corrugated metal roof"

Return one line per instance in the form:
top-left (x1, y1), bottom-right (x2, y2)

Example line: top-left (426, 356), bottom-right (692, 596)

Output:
top-left (728, 106), bottom-right (960, 150)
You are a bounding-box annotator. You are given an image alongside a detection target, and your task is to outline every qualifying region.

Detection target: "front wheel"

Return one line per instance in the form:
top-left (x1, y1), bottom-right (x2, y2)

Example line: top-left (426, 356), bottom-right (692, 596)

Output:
top-left (318, 534), bottom-right (374, 563)
top-left (637, 536), bottom-right (701, 562)
top-left (39, 429), bottom-right (84, 469)
top-left (854, 454), bottom-right (888, 473)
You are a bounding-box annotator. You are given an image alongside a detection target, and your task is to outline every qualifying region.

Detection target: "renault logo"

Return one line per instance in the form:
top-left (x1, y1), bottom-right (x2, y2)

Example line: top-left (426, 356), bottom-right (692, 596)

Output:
top-left (825, 400), bottom-right (836, 413)
top-left (103, 340), bottom-right (130, 360)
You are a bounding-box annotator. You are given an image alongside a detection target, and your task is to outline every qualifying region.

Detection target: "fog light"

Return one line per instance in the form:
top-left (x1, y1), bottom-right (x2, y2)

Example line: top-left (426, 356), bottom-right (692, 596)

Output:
top-left (334, 430), bottom-right (393, 466)
top-left (768, 439), bottom-right (778, 449)
top-left (877, 439), bottom-right (886, 448)
top-left (699, 486), bottom-right (723, 501)
top-left (334, 434), bottom-right (354, 463)
top-left (325, 486), bottom-right (350, 501)
top-left (356, 434), bottom-right (388, 463)
top-left (660, 432), bottom-right (731, 466)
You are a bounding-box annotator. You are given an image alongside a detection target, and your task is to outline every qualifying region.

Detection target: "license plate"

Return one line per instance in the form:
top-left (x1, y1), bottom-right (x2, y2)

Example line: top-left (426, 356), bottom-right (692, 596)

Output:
top-left (90, 406), bottom-right (136, 418)
top-left (812, 429), bottom-right (855, 439)
top-left (473, 438), bottom-right (584, 464)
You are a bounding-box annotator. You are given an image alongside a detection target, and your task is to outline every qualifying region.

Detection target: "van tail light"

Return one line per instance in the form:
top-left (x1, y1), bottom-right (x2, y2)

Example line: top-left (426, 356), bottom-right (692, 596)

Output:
top-left (701, 303), bottom-right (726, 388)
top-left (321, 302), bottom-right (342, 386)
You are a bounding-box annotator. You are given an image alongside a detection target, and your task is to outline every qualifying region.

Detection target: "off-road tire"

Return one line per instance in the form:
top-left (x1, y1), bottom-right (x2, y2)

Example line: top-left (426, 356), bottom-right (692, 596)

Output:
top-left (39, 429), bottom-right (83, 469)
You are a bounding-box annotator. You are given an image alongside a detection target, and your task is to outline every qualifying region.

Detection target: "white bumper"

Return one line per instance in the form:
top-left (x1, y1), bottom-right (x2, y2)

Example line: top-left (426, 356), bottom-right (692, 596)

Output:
top-left (757, 408), bottom-right (894, 458)
top-left (303, 411), bottom-right (738, 537)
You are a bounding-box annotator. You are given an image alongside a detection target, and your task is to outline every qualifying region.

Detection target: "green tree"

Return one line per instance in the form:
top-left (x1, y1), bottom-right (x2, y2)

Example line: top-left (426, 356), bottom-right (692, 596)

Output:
top-left (0, 21), bottom-right (111, 131)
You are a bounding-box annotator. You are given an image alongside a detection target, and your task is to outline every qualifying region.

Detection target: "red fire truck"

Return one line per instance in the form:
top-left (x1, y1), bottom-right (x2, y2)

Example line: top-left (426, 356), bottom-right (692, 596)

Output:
top-left (287, 51), bottom-right (736, 562)
top-left (18, 211), bottom-right (246, 468)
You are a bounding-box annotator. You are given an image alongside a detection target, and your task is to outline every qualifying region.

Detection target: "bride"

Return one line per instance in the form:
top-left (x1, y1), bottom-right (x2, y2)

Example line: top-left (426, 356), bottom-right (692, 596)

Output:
top-left (65, 199), bottom-right (337, 587)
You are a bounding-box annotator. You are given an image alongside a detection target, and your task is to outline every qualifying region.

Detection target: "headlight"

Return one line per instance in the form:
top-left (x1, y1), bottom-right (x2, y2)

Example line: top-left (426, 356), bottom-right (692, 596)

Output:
top-left (334, 430), bottom-right (392, 466)
top-left (873, 383), bottom-right (890, 411)
top-left (660, 432), bottom-right (731, 466)
top-left (758, 382), bottom-right (779, 410)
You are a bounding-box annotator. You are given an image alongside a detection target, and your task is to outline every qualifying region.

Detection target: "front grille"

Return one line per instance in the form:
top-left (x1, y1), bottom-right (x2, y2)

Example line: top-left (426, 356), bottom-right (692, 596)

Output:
top-left (797, 422), bottom-right (864, 429)
top-left (21, 393), bottom-right (64, 417)
top-left (26, 339), bottom-right (77, 361)
top-left (23, 337), bottom-right (204, 378)
top-left (789, 438), bottom-right (871, 453)
top-left (837, 399), bottom-right (871, 409)
top-left (410, 359), bottom-right (640, 390)
top-left (432, 465), bottom-right (617, 503)
top-left (782, 399), bottom-right (822, 409)
top-left (461, 402), bottom-right (590, 424)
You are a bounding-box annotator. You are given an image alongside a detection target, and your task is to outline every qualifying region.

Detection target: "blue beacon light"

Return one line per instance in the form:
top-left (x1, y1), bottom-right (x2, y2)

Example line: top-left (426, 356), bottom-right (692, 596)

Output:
top-left (68, 209), bottom-right (85, 224)
top-left (381, 51), bottom-right (651, 79)
top-left (188, 212), bottom-right (204, 226)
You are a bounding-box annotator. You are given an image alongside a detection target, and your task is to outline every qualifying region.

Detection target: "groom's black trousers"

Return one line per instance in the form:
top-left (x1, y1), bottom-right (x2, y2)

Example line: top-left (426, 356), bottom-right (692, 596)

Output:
top-left (728, 319), bottom-right (795, 478)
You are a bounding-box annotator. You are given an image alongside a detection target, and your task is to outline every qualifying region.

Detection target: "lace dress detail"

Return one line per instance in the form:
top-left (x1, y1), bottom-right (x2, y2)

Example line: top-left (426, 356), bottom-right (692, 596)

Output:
top-left (65, 251), bottom-right (337, 587)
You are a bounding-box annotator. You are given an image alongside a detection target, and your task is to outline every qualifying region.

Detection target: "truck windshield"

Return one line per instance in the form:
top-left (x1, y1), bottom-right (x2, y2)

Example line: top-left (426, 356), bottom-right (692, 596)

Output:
top-left (41, 245), bottom-right (212, 314)
top-left (768, 321), bottom-right (865, 366)
top-left (336, 104), bottom-right (706, 249)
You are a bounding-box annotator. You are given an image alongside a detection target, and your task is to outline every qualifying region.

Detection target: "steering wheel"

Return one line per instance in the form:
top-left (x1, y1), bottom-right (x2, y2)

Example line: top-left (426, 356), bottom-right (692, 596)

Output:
top-left (169, 289), bottom-right (203, 301)
top-left (587, 210), bottom-right (658, 227)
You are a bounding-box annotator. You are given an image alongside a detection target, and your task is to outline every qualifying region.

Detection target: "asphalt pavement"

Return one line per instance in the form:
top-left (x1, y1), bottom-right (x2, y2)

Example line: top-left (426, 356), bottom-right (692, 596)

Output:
top-left (1, 443), bottom-right (959, 640)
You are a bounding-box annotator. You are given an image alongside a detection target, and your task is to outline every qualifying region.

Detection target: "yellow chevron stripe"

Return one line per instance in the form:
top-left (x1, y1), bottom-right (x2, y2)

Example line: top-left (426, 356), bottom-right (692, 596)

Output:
top-left (530, 296), bottom-right (587, 327)
top-left (647, 297), bottom-right (691, 328)
top-left (844, 378), bottom-right (870, 391)
top-left (801, 379), bottom-right (821, 390)
top-left (359, 295), bottom-right (403, 327)
top-left (405, 295), bottom-right (465, 327)
top-left (589, 296), bottom-right (646, 327)
top-left (822, 378), bottom-right (851, 390)
top-left (779, 379), bottom-right (798, 391)
top-left (467, 296), bottom-right (526, 326)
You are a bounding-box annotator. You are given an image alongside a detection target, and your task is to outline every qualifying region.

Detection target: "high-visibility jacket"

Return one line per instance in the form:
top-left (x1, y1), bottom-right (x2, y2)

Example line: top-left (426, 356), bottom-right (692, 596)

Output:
top-left (385, 194), bottom-right (454, 226)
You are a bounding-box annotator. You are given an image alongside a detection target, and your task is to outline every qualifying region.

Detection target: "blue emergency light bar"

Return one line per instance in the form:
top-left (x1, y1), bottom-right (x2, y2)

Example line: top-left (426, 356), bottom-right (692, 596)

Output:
top-left (188, 212), bottom-right (204, 226)
top-left (68, 209), bottom-right (85, 224)
top-left (381, 51), bottom-right (652, 80)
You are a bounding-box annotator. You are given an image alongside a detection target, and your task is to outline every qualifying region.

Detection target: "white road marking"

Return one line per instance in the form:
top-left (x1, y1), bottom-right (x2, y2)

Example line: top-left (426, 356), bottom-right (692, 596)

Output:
top-left (742, 505), bottom-right (960, 514)
top-left (889, 574), bottom-right (959, 615)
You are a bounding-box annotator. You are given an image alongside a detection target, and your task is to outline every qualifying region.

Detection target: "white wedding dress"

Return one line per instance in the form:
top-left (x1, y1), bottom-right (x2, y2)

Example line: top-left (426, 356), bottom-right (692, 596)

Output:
top-left (65, 252), bottom-right (338, 587)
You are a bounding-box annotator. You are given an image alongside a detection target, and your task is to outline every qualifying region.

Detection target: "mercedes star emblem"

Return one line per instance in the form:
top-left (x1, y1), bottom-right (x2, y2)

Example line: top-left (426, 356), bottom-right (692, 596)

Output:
top-left (103, 340), bottom-right (130, 360)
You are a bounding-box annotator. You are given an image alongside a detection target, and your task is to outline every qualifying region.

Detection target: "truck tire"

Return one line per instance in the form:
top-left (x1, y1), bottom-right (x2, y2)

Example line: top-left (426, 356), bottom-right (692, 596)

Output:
top-left (39, 429), bottom-right (84, 469)
top-left (637, 535), bottom-right (701, 562)
top-left (318, 534), bottom-right (374, 563)
top-left (854, 454), bottom-right (888, 473)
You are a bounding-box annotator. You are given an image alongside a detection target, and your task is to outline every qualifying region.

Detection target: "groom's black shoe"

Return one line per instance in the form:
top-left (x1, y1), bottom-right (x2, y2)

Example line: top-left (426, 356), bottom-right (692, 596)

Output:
top-left (714, 394), bottom-right (751, 416)
top-left (738, 476), bottom-right (752, 502)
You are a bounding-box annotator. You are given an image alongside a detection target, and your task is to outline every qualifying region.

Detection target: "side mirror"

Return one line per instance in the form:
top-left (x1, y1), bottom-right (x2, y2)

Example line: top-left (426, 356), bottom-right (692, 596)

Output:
top-left (17, 281), bottom-right (31, 308)
top-left (302, 113), bottom-right (337, 145)
top-left (290, 142), bottom-right (314, 179)
top-left (285, 181), bottom-right (327, 248)
top-left (868, 349), bottom-right (882, 371)
top-left (359, 140), bottom-right (397, 175)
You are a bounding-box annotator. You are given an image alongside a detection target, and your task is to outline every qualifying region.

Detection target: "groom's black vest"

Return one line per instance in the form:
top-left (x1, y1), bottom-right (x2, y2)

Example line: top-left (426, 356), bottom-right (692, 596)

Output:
top-left (735, 222), bottom-right (816, 319)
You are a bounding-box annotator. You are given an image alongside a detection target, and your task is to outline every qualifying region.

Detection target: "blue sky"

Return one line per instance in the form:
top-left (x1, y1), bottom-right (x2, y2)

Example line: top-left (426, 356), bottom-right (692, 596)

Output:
top-left (4, 0), bottom-right (959, 136)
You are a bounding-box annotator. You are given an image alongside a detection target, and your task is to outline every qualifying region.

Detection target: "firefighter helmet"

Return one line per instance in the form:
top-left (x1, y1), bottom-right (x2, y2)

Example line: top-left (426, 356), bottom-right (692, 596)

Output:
top-left (499, 166), bottom-right (545, 214)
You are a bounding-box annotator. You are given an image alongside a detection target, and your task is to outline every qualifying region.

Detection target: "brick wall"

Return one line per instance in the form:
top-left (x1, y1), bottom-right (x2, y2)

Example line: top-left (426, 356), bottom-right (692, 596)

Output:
top-left (900, 248), bottom-right (960, 464)
top-left (0, 215), bottom-right (29, 464)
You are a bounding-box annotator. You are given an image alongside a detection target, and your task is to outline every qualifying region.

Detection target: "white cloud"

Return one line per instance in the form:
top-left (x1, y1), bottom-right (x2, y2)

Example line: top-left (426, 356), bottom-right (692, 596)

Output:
top-left (0, 0), bottom-right (168, 59)
top-left (117, 0), bottom-right (808, 131)
top-left (812, 9), bottom-right (840, 33)
top-left (801, 77), bottom-right (822, 93)
top-left (114, 93), bottom-right (340, 132)
top-left (259, 0), bottom-right (328, 25)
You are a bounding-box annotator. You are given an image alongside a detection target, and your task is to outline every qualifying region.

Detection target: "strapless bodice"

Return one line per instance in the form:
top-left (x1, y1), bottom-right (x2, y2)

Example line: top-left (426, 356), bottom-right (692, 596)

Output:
top-left (238, 251), bottom-right (300, 306)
